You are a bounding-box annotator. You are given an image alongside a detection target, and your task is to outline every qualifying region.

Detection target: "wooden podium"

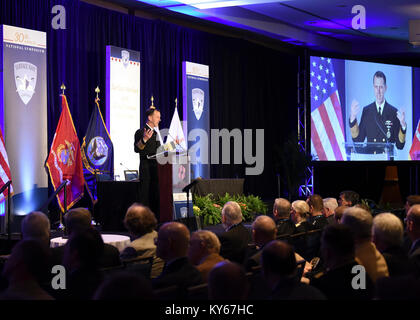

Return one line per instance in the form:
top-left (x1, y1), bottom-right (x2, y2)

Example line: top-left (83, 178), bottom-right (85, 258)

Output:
top-left (151, 151), bottom-right (191, 223)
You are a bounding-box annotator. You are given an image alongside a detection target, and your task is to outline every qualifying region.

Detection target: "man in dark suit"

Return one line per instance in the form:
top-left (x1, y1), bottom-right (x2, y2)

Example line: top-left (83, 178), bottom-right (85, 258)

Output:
top-left (50, 208), bottom-right (121, 269)
top-left (406, 204), bottom-right (420, 276)
top-left (272, 198), bottom-right (296, 237)
top-left (310, 224), bottom-right (374, 300)
top-left (134, 105), bottom-right (162, 220)
top-left (261, 240), bottom-right (326, 300)
top-left (307, 194), bottom-right (328, 230)
top-left (349, 71), bottom-right (406, 151)
top-left (244, 215), bottom-right (277, 271)
top-left (218, 201), bottom-right (252, 264)
top-left (153, 222), bottom-right (202, 290)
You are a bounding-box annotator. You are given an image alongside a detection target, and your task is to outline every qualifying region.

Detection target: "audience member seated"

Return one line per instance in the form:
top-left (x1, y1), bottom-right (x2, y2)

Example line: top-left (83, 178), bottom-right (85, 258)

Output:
top-left (244, 215), bottom-right (277, 271)
top-left (334, 205), bottom-right (348, 223)
top-left (21, 211), bottom-right (51, 247)
top-left (341, 207), bottom-right (389, 282)
top-left (218, 201), bottom-right (252, 263)
top-left (261, 240), bottom-right (325, 300)
top-left (121, 203), bottom-right (164, 278)
top-left (93, 271), bottom-right (154, 300)
top-left (60, 228), bottom-right (105, 300)
top-left (406, 204), bottom-right (420, 276)
top-left (291, 200), bottom-right (311, 233)
top-left (310, 224), bottom-right (373, 300)
top-left (272, 198), bottom-right (296, 236)
top-left (323, 198), bottom-right (338, 225)
top-left (187, 230), bottom-right (224, 282)
top-left (404, 195), bottom-right (420, 217)
top-left (338, 190), bottom-right (360, 207)
top-left (403, 196), bottom-right (420, 252)
top-left (153, 222), bottom-right (202, 291)
top-left (307, 194), bottom-right (328, 230)
top-left (372, 213), bottom-right (413, 276)
top-left (0, 240), bottom-right (53, 300)
top-left (51, 208), bottom-right (121, 269)
top-left (208, 261), bottom-right (249, 300)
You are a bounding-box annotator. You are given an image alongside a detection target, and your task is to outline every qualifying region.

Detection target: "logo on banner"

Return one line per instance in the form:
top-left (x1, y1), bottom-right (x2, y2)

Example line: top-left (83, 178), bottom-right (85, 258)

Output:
top-left (57, 141), bottom-right (75, 167)
top-left (14, 62), bottom-right (37, 105)
top-left (121, 50), bottom-right (130, 68)
top-left (87, 136), bottom-right (109, 166)
top-left (192, 88), bottom-right (204, 120)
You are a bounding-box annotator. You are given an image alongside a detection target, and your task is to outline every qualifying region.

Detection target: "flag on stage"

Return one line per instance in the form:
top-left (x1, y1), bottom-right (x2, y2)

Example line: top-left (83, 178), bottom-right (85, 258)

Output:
top-left (0, 128), bottom-right (13, 202)
top-left (166, 106), bottom-right (187, 152)
top-left (81, 97), bottom-right (114, 201)
top-left (409, 119), bottom-right (420, 160)
top-left (46, 95), bottom-right (84, 211)
top-left (310, 56), bottom-right (346, 161)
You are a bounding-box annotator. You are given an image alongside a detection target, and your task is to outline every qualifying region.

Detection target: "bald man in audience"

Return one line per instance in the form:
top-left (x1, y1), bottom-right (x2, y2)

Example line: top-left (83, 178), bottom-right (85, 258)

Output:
top-left (153, 222), bottom-right (202, 290)
top-left (334, 205), bottom-right (348, 223)
top-left (272, 198), bottom-right (296, 236)
top-left (208, 261), bottom-right (249, 300)
top-left (323, 198), bottom-right (338, 225)
top-left (21, 211), bottom-right (51, 247)
top-left (218, 201), bottom-right (252, 263)
top-left (341, 207), bottom-right (389, 282)
top-left (245, 215), bottom-right (277, 271)
top-left (121, 203), bottom-right (164, 278)
top-left (188, 230), bottom-right (224, 282)
top-left (261, 240), bottom-right (325, 300)
top-left (51, 208), bottom-right (121, 269)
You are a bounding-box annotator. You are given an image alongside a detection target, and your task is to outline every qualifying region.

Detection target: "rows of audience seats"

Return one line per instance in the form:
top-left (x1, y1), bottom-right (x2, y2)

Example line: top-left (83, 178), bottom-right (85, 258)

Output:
top-left (0, 191), bottom-right (420, 300)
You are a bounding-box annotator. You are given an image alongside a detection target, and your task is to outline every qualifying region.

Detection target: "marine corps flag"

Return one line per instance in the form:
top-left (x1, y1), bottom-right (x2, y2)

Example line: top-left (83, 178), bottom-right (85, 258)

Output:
top-left (81, 97), bottom-right (114, 201)
top-left (46, 94), bottom-right (84, 212)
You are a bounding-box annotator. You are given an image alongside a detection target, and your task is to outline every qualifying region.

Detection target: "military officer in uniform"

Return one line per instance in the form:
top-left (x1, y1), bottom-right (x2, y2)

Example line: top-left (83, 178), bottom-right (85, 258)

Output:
top-left (349, 71), bottom-right (406, 152)
top-left (134, 103), bottom-right (162, 221)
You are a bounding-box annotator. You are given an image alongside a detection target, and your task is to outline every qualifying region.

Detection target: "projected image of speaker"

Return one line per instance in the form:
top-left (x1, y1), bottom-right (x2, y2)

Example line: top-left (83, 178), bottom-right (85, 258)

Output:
top-left (309, 55), bottom-right (419, 163)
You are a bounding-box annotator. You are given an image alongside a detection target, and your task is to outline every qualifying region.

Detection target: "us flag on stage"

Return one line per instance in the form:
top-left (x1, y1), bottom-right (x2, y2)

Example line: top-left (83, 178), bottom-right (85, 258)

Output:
top-left (0, 128), bottom-right (13, 202)
top-left (310, 56), bottom-right (346, 161)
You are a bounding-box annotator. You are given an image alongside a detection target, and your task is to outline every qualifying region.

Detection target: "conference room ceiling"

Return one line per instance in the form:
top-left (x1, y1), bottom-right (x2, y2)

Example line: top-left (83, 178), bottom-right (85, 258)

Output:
top-left (98, 0), bottom-right (420, 56)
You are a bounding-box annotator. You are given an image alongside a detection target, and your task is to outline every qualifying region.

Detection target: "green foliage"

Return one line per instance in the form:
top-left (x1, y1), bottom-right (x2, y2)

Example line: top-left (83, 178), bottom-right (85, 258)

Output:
top-left (193, 193), bottom-right (268, 226)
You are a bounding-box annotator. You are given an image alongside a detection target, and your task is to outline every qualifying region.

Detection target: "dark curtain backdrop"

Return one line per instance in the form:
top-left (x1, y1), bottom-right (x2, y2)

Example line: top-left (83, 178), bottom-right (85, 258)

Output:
top-left (0, 0), bottom-right (300, 205)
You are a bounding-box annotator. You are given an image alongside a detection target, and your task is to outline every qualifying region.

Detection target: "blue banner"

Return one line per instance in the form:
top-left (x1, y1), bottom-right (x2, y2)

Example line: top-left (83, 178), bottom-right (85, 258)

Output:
top-left (183, 62), bottom-right (210, 179)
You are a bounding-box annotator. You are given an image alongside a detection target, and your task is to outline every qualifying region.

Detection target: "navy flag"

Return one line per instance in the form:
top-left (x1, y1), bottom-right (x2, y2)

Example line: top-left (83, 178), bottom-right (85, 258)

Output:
top-left (81, 97), bottom-right (114, 201)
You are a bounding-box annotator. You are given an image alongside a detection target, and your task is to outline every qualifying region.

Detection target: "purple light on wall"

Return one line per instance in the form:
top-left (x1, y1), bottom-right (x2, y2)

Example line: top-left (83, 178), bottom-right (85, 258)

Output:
top-left (305, 19), bottom-right (350, 29)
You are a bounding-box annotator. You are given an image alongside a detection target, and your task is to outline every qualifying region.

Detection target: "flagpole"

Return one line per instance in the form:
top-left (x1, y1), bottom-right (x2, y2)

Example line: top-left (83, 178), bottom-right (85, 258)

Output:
top-left (58, 83), bottom-right (66, 231)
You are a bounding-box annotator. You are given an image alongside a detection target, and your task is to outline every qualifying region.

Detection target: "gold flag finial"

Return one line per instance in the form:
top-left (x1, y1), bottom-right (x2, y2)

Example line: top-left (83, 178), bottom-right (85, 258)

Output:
top-left (60, 83), bottom-right (66, 95)
top-left (151, 95), bottom-right (154, 106)
top-left (95, 86), bottom-right (100, 101)
top-left (175, 97), bottom-right (178, 108)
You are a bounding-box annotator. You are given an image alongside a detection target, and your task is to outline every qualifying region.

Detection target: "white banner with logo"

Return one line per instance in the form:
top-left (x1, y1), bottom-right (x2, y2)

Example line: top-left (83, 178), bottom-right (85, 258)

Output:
top-left (106, 46), bottom-right (140, 179)
top-left (0, 25), bottom-right (47, 216)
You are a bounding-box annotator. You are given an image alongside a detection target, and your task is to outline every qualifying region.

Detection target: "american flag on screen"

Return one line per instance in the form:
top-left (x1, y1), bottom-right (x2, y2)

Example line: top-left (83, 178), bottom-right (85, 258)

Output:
top-left (310, 57), bottom-right (346, 161)
top-left (0, 128), bottom-right (13, 202)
